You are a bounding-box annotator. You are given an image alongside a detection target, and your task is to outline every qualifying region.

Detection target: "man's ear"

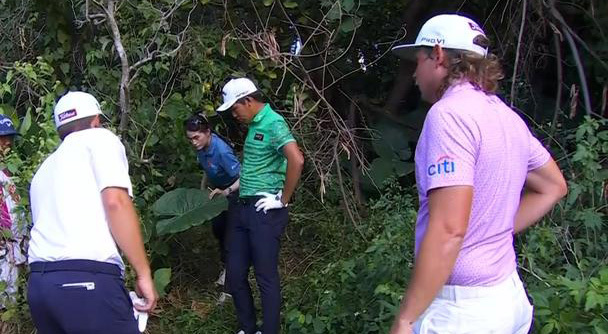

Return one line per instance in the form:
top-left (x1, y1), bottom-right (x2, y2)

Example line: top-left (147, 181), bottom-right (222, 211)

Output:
top-left (91, 115), bottom-right (102, 128)
top-left (433, 45), bottom-right (447, 67)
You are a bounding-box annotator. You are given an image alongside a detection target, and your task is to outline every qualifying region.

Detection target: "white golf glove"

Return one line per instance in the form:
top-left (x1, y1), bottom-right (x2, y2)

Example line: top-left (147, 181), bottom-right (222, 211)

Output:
top-left (129, 291), bottom-right (149, 333)
top-left (255, 190), bottom-right (286, 213)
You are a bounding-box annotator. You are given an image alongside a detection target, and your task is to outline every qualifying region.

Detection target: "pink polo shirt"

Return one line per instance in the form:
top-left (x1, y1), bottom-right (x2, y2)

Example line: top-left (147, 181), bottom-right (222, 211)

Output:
top-left (414, 82), bottom-right (550, 286)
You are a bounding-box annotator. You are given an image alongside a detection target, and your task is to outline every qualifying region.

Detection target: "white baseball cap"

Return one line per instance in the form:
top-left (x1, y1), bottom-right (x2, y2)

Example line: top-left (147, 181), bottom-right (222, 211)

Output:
top-left (392, 14), bottom-right (488, 59)
top-left (54, 91), bottom-right (103, 128)
top-left (216, 78), bottom-right (258, 112)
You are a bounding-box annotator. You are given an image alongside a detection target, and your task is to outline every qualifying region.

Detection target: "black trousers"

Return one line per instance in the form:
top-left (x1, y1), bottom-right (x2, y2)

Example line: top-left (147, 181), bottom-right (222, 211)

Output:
top-left (225, 198), bottom-right (288, 334)
top-left (211, 210), bottom-right (228, 264)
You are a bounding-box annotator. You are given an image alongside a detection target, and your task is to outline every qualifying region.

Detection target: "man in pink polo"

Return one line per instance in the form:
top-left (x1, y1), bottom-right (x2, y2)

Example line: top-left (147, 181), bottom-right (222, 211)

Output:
top-left (389, 14), bottom-right (568, 333)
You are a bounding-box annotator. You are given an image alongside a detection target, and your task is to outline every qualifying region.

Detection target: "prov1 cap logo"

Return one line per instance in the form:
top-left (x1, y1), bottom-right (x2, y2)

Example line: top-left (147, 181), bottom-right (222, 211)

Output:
top-left (58, 109), bottom-right (78, 122)
top-left (420, 37), bottom-right (445, 45)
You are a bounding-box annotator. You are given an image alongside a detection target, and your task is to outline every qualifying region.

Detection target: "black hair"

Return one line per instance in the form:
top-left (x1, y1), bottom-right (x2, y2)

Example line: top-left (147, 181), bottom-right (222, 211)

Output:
top-left (57, 115), bottom-right (98, 140)
top-left (184, 114), bottom-right (211, 133)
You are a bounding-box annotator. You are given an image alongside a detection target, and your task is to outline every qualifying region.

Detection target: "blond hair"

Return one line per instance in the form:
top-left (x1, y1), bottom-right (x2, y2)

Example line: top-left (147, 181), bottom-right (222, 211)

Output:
top-left (423, 38), bottom-right (504, 97)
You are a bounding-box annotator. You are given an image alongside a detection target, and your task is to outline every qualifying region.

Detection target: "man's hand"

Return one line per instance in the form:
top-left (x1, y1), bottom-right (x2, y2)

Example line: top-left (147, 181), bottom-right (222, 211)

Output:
top-left (134, 274), bottom-right (158, 312)
top-left (102, 187), bottom-right (157, 312)
top-left (390, 318), bottom-right (414, 334)
top-left (254, 191), bottom-right (285, 213)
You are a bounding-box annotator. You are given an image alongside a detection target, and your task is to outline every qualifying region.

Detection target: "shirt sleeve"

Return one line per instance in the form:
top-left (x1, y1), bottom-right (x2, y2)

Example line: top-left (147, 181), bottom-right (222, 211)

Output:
top-left (218, 144), bottom-right (241, 180)
top-left (527, 131), bottom-right (551, 171)
top-left (416, 107), bottom-right (477, 196)
top-left (89, 130), bottom-right (133, 197)
top-left (269, 119), bottom-right (295, 152)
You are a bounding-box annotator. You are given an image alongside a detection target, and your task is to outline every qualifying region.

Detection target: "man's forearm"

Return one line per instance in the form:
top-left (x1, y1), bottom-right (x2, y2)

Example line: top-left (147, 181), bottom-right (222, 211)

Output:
top-left (395, 229), bottom-right (463, 325)
top-left (103, 189), bottom-right (151, 278)
top-left (513, 191), bottom-right (561, 233)
top-left (280, 143), bottom-right (304, 204)
top-left (514, 159), bottom-right (567, 234)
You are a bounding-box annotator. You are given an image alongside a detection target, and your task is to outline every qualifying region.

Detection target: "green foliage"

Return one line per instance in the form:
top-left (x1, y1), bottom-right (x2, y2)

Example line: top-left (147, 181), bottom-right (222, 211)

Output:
top-left (152, 188), bottom-right (227, 235)
top-left (363, 119), bottom-right (414, 190)
top-left (154, 268), bottom-right (172, 298)
top-left (284, 180), bottom-right (417, 333)
top-left (520, 117), bottom-right (608, 333)
top-left (0, 1), bottom-right (605, 333)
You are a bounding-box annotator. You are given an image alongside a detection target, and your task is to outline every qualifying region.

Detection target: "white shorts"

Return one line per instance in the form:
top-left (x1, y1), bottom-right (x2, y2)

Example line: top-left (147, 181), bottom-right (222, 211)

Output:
top-left (414, 270), bottom-right (533, 334)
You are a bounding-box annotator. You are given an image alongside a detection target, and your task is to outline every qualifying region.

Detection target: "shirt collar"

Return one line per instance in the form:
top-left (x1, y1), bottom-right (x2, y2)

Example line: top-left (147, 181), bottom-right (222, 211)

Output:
top-left (251, 104), bottom-right (272, 124)
top-left (441, 81), bottom-right (478, 99)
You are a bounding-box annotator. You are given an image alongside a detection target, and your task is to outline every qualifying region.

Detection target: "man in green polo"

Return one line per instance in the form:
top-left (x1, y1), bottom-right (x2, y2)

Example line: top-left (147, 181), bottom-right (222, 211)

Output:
top-left (217, 77), bottom-right (304, 334)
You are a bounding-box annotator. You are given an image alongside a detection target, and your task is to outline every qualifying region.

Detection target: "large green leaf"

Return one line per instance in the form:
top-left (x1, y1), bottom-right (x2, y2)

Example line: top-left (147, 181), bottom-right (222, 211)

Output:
top-left (367, 157), bottom-right (394, 188)
top-left (361, 157), bottom-right (414, 192)
top-left (340, 16), bottom-right (362, 33)
top-left (393, 160), bottom-right (414, 177)
top-left (326, 2), bottom-right (341, 21)
top-left (153, 188), bottom-right (227, 235)
top-left (342, 0), bottom-right (354, 12)
top-left (283, 1), bottom-right (298, 8)
top-left (19, 109), bottom-right (31, 135)
top-left (153, 268), bottom-right (171, 298)
top-left (371, 119), bottom-right (411, 160)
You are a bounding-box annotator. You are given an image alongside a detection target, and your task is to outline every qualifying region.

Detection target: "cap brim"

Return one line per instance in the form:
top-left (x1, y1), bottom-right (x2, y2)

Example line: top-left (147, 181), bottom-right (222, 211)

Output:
top-left (391, 43), bottom-right (420, 60)
top-left (217, 99), bottom-right (236, 112)
top-left (0, 131), bottom-right (19, 137)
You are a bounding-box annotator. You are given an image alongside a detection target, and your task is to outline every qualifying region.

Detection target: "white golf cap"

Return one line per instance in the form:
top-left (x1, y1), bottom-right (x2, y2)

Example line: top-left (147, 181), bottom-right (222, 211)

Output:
top-left (54, 91), bottom-right (103, 128)
top-left (392, 14), bottom-right (488, 59)
top-left (217, 78), bottom-right (258, 112)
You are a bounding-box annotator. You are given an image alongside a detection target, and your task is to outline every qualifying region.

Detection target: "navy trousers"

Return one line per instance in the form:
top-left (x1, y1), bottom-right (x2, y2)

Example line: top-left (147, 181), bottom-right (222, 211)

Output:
top-left (226, 198), bottom-right (288, 334)
top-left (211, 210), bottom-right (228, 264)
top-left (27, 260), bottom-right (138, 334)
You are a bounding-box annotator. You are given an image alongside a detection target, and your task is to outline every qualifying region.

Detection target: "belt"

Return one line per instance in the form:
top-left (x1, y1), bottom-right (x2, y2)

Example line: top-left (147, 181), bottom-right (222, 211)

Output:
top-left (235, 196), bottom-right (264, 205)
top-left (30, 259), bottom-right (122, 276)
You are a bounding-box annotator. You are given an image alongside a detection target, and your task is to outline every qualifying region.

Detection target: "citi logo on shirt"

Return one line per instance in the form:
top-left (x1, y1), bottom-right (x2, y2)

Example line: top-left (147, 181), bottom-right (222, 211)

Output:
top-left (427, 155), bottom-right (456, 176)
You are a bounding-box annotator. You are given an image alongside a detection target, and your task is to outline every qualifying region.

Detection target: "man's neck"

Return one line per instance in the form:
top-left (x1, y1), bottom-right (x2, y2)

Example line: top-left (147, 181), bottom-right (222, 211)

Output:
top-left (251, 102), bottom-right (266, 116)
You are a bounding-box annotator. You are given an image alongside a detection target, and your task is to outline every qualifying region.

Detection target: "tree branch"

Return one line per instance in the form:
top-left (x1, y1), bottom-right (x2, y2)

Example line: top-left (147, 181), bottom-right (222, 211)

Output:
top-left (548, 0), bottom-right (592, 115)
top-left (509, 0), bottom-right (527, 107)
top-left (548, 23), bottom-right (563, 144)
top-left (128, 1), bottom-right (195, 86)
top-left (100, 0), bottom-right (131, 136)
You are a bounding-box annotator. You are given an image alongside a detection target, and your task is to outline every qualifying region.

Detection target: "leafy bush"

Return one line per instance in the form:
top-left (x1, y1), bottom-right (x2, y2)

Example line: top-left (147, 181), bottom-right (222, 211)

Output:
top-left (519, 117), bottom-right (608, 333)
top-left (284, 180), bottom-right (417, 333)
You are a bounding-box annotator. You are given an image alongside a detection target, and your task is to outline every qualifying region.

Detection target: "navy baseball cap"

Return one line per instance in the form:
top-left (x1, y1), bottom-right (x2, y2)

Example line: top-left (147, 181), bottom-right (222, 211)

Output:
top-left (0, 115), bottom-right (17, 136)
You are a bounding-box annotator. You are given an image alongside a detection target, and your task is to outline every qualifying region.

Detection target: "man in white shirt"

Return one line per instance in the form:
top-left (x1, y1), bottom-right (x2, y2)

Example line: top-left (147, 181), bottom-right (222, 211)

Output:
top-left (27, 91), bottom-right (157, 333)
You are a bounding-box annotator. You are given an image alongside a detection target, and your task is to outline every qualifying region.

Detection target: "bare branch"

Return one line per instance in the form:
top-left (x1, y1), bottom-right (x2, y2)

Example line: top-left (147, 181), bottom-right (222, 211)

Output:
top-left (509, 0), bottom-right (527, 107)
top-left (548, 23), bottom-right (564, 144)
top-left (99, 0), bottom-right (132, 135)
top-left (128, 1), bottom-right (195, 85)
top-left (140, 63), bottom-right (178, 161)
top-left (548, 0), bottom-right (592, 116)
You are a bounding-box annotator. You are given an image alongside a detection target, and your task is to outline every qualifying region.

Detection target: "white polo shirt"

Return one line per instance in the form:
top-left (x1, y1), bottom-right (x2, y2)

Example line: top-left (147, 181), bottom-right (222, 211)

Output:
top-left (28, 128), bottom-right (133, 270)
